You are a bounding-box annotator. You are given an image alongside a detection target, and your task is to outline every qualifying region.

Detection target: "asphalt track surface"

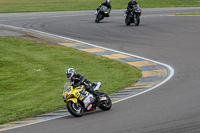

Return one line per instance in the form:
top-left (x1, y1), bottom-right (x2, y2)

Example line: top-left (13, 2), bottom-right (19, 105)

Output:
top-left (1, 7), bottom-right (200, 133)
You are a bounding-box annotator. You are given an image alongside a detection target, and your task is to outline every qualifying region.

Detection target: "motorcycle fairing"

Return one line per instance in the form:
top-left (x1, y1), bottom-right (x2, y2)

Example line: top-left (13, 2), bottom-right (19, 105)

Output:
top-left (100, 97), bottom-right (107, 101)
top-left (77, 87), bottom-right (94, 110)
top-left (82, 94), bottom-right (93, 110)
top-left (101, 6), bottom-right (108, 12)
top-left (87, 104), bottom-right (92, 110)
top-left (66, 98), bottom-right (77, 103)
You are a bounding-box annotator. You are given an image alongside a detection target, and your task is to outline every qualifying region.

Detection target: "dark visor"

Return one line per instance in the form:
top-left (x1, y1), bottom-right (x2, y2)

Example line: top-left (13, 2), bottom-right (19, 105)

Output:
top-left (67, 74), bottom-right (71, 78)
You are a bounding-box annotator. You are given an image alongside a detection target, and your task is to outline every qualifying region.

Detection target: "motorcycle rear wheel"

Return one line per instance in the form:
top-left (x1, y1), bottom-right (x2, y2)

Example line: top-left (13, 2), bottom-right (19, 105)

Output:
top-left (125, 17), bottom-right (130, 26)
top-left (99, 93), bottom-right (112, 111)
top-left (67, 101), bottom-right (84, 117)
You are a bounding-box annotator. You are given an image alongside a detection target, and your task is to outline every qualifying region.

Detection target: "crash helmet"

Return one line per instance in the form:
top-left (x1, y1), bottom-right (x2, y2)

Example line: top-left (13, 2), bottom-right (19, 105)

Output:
top-left (66, 68), bottom-right (76, 80)
top-left (132, 0), bottom-right (136, 4)
top-left (106, 0), bottom-right (110, 5)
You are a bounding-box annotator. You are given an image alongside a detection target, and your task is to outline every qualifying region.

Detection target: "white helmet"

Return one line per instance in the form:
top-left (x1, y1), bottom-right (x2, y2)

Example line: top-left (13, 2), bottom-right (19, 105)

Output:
top-left (106, 0), bottom-right (110, 5)
top-left (66, 68), bottom-right (76, 80)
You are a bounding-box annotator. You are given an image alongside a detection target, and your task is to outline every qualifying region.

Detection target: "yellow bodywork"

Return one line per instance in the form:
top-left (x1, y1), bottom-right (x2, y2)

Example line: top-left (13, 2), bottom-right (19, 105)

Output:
top-left (66, 98), bottom-right (77, 103)
top-left (62, 84), bottom-right (89, 103)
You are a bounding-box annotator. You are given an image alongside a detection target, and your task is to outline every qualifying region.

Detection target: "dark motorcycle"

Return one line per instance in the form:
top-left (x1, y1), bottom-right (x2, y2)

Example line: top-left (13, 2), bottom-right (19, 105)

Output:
top-left (95, 6), bottom-right (109, 23)
top-left (125, 4), bottom-right (142, 26)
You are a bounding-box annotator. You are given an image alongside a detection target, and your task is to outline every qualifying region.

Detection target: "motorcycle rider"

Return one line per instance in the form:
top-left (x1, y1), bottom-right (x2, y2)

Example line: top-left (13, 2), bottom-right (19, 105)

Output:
top-left (66, 68), bottom-right (100, 102)
top-left (96, 0), bottom-right (112, 17)
top-left (126, 0), bottom-right (139, 16)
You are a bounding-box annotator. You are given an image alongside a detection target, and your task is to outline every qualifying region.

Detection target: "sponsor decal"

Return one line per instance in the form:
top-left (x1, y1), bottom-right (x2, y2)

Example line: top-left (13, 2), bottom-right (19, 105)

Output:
top-left (83, 96), bottom-right (90, 105)
top-left (100, 97), bottom-right (107, 101)
top-left (87, 104), bottom-right (92, 110)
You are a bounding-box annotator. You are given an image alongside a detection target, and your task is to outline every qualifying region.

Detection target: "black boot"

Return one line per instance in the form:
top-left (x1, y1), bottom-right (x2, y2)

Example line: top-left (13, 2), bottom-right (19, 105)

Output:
top-left (90, 90), bottom-right (100, 102)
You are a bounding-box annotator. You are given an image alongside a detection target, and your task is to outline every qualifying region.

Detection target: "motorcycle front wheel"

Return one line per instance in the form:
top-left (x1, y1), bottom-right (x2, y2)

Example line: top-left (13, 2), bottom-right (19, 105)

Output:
top-left (95, 18), bottom-right (99, 23)
top-left (95, 13), bottom-right (104, 23)
top-left (67, 101), bottom-right (84, 117)
top-left (135, 15), bottom-right (140, 26)
top-left (99, 93), bottom-right (112, 111)
top-left (95, 14), bottom-right (100, 23)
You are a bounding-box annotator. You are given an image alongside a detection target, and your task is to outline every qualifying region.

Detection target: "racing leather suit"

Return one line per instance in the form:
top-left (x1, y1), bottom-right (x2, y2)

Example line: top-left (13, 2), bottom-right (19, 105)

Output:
top-left (71, 74), bottom-right (99, 99)
top-left (126, 1), bottom-right (138, 16)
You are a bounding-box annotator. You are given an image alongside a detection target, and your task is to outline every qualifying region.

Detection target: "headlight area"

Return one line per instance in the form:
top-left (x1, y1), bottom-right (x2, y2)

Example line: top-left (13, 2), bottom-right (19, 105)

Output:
top-left (63, 88), bottom-right (71, 99)
top-left (62, 94), bottom-right (66, 99)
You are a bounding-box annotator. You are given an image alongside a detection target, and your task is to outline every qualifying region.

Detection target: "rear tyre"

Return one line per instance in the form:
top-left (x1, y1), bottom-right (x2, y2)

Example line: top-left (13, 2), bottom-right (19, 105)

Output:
top-left (67, 101), bottom-right (84, 117)
top-left (99, 94), bottom-right (112, 111)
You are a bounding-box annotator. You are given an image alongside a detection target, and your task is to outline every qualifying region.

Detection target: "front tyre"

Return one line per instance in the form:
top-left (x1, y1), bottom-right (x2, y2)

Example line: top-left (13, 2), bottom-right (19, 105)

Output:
top-left (95, 14), bottom-right (101, 23)
top-left (135, 15), bottom-right (140, 26)
top-left (67, 101), bottom-right (84, 117)
top-left (95, 19), bottom-right (99, 23)
top-left (99, 94), bottom-right (112, 111)
top-left (95, 13), bottom-right (104, 23)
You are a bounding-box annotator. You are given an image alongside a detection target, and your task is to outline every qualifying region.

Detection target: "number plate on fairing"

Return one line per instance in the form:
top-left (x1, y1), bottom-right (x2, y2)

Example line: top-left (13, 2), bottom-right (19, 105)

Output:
top-left (82, 95), bottom-right (90, 104)
top-left (100, 97), bottom-right (107, 101)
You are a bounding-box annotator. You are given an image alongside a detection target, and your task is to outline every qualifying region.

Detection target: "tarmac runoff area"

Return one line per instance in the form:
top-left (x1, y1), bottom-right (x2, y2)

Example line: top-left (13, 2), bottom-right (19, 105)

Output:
top-left (0, 26), bottom-right (174, 131)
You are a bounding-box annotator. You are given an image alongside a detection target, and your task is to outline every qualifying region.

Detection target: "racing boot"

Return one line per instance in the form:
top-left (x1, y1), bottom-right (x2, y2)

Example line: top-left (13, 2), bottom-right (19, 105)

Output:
top-left (90, 89), bottom-right (100, 102)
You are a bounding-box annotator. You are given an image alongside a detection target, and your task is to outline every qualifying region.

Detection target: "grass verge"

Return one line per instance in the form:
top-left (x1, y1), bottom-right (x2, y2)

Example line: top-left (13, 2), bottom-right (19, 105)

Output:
top-left (0, 36), bottom-right (141, 124)
top-left (0, 0), bottom-right (199, 13)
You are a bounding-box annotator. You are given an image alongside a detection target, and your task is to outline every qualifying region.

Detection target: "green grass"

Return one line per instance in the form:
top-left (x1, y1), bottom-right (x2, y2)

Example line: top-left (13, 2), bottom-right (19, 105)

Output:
top-left (176, 12), bottom-right (200, 15)
top-left (0, 0), bottom-right (199, 13)
top-left (0, 36), bottom-right (141, 124)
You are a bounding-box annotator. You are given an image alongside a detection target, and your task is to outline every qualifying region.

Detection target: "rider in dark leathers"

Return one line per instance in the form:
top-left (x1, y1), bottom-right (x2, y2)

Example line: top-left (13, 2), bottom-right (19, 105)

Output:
top-left (66, 68), bottom-right (100, 101)
top-left (126, 0), bottom-right (139, 16)
top-left (96, 0), bottom-right (112, 17)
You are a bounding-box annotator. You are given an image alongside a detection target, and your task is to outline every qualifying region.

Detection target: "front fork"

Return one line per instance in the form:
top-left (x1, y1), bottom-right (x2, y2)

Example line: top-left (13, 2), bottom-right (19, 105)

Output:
top-left (134, 14), bottom-right (138, 23)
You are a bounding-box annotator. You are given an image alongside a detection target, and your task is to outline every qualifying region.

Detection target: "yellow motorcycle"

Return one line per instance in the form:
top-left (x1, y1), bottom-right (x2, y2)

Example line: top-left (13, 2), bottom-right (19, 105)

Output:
top-left (62, 82), bottom-right (112, 117)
